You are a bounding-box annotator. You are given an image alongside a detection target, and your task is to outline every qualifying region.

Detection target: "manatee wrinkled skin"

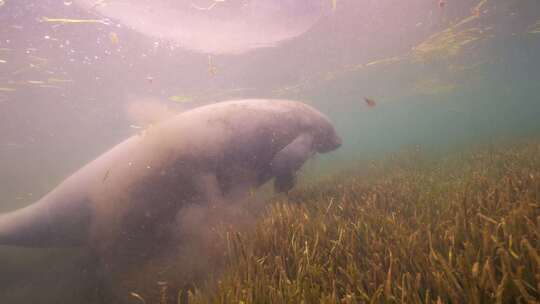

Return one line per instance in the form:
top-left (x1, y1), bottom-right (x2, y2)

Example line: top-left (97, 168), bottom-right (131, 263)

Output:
top-left (0, 99), bottom-right (341, 302)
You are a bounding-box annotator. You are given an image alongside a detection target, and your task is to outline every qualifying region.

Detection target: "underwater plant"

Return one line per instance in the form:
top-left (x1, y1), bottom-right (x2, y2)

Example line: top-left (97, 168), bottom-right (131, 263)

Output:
top-left (183, 139), bottom-right (540, 303)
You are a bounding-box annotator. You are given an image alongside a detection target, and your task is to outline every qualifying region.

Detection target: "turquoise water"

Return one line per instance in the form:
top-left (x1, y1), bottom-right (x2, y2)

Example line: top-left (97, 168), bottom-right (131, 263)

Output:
top-left (0, 0), bottom-right (539, 302)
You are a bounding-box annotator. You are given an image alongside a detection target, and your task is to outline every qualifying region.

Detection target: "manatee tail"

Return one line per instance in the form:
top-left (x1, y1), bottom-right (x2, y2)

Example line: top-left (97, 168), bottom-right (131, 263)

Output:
top-left (0, 198), bottom-right (90, 247)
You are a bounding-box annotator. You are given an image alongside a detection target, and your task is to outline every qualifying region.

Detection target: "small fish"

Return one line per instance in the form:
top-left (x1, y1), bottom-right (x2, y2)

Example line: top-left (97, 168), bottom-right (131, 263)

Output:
top-left (109, 32), bottom-right (119, 45)
top-left (364, 97), bottom-right (376, 107)
top-left (146, 76), bottom-right (153, 84)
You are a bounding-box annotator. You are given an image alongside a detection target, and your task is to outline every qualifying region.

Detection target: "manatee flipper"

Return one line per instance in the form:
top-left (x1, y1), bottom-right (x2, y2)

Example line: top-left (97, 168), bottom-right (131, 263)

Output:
top-left (274, 172), bottom-right (296, 193)
top-left (271, 133), bottom-right (314, 193)
top-left (192, 173), bottom-right (224, 205)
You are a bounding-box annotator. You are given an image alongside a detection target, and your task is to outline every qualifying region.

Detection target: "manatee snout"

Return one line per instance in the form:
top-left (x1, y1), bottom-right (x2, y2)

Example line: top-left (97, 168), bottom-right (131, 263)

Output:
top-left (314, 128), bottom-right (342, 153)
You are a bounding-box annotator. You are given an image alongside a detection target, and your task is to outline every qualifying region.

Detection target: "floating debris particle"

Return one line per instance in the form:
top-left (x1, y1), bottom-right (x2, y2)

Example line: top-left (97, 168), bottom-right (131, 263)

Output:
top-left (146, 76), bottom-right (154, 84)
top-left (471, 7), bottom-right (481, 17)
top-left (109, 32), bottom-right (119, 44)
top-left (168, 95), bottom-right (193, 103)
top-left (129, 124), bottom-right (142, 129)
top-left (158, 281), bottom-right (168, 304)
top-left (208, 55), bottom-right (218, 76)
top-left (331, 0), bottom-right (337, 11)
top-left (471, 0), bottom-right (487, 17)
top-left (438, 0), bottom-right (446, 9)
top-left (272, 83), bottom-right (304, 97)
top-left (528, 20), bottom-right (540, 34)
top-left (27, 80), bottom-right (45, 84)
top-left (41, 17), bottom-right (109, 25)
top-left (0, 0), bottom-right (4, 7)
top-left (91, 0), bottom-right (107, 8)
top-left (411, 0), bottom-right (493, 63)
top-left (0, 87), bottom-right (15, 92)
top-left (364, 97), bottom-right (376, 107)
top-left (47, 78), bottom-right (73, 83)
top-left (28, 55), bottom-right (48, 63)
top-left (0, 59), bottom-right (6, 63)
top-left (365, 56), bottom-right (401, 67)
top-left (38, 84), bottom-right (61, 89)
top-left (102, 169), bottom-right (110, 182)
top-left (448, 60), bottom-right (488, 72)
top-left (2, 143), bottom-right (22, 150)
top-left (414, 78), bottom-right (456, 95)
top-left (412, 26), bottom-right (488, 62)
top-left (129, 292), bottom-right (146, 304)
top-left (191, 0), bottom-right (225, 11)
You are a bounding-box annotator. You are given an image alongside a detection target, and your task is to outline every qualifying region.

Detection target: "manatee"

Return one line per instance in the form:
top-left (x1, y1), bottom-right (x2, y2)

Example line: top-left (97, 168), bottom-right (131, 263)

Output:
top-left (0, 99), bottom-right (341, 302)
top-left (74, 0), bottom-right (328, 54)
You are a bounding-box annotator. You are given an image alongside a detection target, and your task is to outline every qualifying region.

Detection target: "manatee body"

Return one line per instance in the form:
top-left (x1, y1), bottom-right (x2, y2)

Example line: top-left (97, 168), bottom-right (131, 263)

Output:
top-left (0, 99), bottom-right (341, 301)
top-left (0, 99), bottom-right (340, 248)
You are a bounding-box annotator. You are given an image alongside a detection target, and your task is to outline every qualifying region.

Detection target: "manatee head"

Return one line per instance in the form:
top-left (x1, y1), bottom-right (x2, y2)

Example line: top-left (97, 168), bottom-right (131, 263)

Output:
top-left (291, 102), bottom-right (342, 154)
top-left (270, 110), bottom-right (341, 193)
top-left (311, 119), bottom-right (342, 154)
